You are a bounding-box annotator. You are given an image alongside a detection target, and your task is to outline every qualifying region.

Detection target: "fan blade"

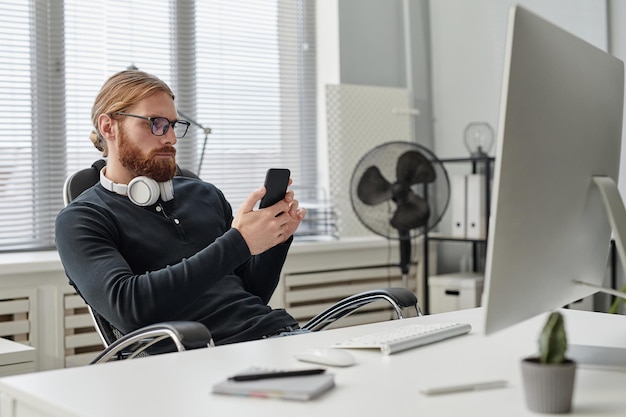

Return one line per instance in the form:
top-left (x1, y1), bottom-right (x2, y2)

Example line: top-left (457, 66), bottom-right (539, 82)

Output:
top-left (390, 190), bottom-right (430, 230)
top-left (396, 150), bottom-right (436, 185)
top-left (357, 166), bottom-right (392, 205)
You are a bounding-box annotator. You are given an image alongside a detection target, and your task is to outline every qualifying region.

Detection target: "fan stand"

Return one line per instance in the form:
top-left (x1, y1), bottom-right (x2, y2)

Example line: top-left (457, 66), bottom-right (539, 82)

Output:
top-left (349, 141), bottom-right (451, 301)
top-left (399, 230), bottom-right (411, 288)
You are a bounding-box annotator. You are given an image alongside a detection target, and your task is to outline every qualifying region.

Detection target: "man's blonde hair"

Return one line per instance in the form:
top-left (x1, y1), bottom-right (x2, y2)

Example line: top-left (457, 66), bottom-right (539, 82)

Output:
top-left (90, 70), bottom-right (175, 156)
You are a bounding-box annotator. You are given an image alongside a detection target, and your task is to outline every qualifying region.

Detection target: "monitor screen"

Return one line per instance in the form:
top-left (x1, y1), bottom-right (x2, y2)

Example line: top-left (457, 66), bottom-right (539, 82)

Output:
top-left (482, 5), bottom-right (624, 334)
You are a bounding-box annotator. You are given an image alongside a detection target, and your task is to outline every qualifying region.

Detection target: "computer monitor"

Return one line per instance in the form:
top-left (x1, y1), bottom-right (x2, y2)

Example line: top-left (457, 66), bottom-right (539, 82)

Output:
top-left (482, 5), bottom-right (625, 335)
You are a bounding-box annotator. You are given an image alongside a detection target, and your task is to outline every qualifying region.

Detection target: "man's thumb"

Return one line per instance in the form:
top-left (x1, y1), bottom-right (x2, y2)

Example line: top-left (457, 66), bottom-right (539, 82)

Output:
top-left (240, 187), bottom-right (265, 213)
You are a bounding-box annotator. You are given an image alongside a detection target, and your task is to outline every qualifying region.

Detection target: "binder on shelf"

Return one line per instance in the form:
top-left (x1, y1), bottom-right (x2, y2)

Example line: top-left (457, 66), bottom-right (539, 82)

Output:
top-left (466, 173), bottom-right (486, 239)
top-left (450, 175), bottom-right (467, 238)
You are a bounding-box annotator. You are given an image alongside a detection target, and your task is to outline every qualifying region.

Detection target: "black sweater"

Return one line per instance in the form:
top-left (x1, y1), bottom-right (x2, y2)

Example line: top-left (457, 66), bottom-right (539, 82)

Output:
top-left (55, 176), bottom-right (298, 345)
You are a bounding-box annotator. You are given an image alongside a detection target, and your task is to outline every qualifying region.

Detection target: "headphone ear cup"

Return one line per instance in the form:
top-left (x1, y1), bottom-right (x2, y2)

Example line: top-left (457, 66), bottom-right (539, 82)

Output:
top-left (159, 180), bottom-right (174, 202)
top-left (127, 176), bottom-right (161, 206)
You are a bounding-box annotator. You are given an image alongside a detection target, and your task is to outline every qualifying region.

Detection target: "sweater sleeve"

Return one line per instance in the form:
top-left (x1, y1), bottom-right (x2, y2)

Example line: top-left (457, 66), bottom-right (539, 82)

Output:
top-left (236, 236), bottom-right (292, 304)
top-left (55, 197), bottom-right (252, 333)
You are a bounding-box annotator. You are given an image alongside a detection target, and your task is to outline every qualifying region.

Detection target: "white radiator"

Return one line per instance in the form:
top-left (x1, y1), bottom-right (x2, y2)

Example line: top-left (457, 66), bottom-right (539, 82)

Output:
top-left (63, 291), bottom-right (102, 367)
top-left (271, 236), bottom-right (429, 328)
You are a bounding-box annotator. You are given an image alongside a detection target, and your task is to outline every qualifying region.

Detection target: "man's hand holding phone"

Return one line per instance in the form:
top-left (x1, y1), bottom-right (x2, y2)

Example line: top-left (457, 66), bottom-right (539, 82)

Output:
top-left (232, 168), bottom-right (306, 255)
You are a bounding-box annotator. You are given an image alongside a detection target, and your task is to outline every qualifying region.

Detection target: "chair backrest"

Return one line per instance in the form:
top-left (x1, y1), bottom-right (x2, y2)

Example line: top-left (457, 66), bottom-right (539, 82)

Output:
top-left (88, 306), bottom-right (123, 347)
top-left (63, 159), bottom-right (200, 348)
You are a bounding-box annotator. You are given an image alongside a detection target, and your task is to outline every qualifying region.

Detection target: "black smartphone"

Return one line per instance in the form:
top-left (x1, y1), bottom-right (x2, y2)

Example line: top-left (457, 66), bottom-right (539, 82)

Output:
top-left (259, 168), bottom-right (290, 208)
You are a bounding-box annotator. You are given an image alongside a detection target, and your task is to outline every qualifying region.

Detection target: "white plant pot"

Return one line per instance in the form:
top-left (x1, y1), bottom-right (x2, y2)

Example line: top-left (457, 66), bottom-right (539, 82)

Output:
top-left (520, 357), bottom-right (577, 414)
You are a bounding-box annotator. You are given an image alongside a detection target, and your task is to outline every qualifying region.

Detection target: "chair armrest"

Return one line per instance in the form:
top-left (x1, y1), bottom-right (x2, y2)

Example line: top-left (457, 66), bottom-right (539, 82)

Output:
top-left (301, 287), bottom-right (422, 332)
top-left (90, 321), bottom-right (213, 364)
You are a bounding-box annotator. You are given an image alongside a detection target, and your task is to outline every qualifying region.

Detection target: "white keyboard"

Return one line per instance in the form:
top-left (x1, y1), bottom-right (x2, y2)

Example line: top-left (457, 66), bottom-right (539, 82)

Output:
top-left (333, 322), bottom-right (472, 355)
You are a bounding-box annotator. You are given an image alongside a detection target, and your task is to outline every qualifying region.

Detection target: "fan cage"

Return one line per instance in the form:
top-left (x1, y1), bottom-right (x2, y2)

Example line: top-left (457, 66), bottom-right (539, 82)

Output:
top-left (349, 141), bottom-right (450, 241)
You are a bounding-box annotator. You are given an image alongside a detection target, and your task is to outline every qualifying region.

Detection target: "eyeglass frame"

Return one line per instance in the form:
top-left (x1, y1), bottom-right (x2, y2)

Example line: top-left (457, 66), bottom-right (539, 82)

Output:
top-left (111, 112), bottom-right (191, 138)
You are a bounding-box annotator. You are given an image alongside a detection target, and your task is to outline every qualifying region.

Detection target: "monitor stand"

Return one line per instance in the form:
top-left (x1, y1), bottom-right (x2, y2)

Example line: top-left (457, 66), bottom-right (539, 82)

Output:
top-left (567, 344), bottom-right (626, 371)
top-left (570, 176), bottom-right (626, 371)
top-left (574, 176), bottom-right (626, 301)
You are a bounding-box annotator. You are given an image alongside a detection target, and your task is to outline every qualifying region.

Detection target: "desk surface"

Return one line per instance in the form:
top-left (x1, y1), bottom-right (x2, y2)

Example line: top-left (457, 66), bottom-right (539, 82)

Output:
top-left (0, 338), bottom-right (35, 367)
top-left (0, 338), bottom-right (36, 378)
top-left (1, 308), bottom-right (625, 417)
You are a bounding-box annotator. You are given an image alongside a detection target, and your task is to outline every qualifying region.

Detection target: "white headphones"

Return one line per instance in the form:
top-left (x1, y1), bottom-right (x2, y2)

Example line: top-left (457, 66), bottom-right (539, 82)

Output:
top-left (100, 168), bottom-right (174, 206)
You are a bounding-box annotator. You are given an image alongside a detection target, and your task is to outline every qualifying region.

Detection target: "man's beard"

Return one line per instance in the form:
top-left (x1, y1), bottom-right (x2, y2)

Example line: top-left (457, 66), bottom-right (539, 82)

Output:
top-left (118, 128), bottom-right (177, 183)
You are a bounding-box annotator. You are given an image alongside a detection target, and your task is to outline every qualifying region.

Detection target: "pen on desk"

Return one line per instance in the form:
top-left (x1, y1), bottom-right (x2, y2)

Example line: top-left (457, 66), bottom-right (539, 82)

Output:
top-left (228, 368), bottom-right (326, 382)
top-left (420, 380), bottom-right (508, 396)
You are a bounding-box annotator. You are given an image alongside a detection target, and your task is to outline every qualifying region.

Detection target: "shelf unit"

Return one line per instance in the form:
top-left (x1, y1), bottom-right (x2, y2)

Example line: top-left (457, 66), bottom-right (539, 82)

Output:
top-left (422, 156), bottom-right (495, 314)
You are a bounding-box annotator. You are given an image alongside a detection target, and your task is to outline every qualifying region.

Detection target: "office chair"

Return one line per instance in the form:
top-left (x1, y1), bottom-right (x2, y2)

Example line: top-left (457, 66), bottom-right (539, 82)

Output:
top-left (62, 160), bottom-right (421, 364)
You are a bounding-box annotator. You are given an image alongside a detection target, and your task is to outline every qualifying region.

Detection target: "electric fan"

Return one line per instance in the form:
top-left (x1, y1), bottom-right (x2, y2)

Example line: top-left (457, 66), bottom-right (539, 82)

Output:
top-left (350, 141), bottom-right (450, 287)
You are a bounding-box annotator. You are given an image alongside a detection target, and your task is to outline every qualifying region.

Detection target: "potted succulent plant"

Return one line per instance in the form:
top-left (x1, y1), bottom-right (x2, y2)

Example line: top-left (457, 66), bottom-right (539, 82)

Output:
top-left (520, 311), bottom-right (577, 414)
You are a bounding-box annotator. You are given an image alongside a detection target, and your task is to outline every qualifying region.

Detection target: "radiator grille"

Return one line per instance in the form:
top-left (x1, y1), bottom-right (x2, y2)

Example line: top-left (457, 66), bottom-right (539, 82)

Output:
top-left (64, 291), bottom-right (103, 367)
top-left (0, 290), bottom-right (34, 345)
top-left (285, 264), bottom-right (419, 328)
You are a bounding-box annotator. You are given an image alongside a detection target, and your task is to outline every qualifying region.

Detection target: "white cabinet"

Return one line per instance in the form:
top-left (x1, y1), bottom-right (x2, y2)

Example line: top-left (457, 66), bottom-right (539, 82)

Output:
top-left (0, 251), bottom-right (102, 371)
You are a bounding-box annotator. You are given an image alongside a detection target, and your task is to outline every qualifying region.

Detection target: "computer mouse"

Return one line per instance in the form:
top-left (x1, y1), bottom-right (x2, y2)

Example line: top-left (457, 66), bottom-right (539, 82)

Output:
top-left (293, 347), bottom-right (356, 367)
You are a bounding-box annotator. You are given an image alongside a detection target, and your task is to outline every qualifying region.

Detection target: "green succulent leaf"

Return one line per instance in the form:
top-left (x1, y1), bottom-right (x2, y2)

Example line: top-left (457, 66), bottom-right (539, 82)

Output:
top-left (538, 312), bottom-right (567, 364)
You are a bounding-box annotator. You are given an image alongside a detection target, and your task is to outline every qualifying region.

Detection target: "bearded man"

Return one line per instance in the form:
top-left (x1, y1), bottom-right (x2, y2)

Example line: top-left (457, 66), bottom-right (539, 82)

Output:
top-left (55, 70), bottom-right (307, 346)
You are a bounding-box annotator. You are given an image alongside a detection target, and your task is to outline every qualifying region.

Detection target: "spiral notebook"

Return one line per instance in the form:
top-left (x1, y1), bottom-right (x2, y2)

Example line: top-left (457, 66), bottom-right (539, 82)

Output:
top-left (212, 368), bottom-right (335, 401)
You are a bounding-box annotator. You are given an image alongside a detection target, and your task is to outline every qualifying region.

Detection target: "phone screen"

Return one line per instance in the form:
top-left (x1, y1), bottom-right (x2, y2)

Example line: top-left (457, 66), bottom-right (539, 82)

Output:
top-left (259, 168), bottom-right (290, 208)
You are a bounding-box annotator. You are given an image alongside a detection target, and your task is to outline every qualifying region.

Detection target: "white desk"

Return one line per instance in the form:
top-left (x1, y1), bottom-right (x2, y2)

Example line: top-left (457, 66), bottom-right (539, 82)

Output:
top-left (0, 308), bottom-right (625, 417)
top-left (0, 338), bottom-right (35, 378)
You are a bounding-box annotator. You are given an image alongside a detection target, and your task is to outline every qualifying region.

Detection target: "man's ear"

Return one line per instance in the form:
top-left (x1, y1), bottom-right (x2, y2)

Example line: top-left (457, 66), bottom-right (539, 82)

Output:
top-left (98, 113), bottom-right (117, 142)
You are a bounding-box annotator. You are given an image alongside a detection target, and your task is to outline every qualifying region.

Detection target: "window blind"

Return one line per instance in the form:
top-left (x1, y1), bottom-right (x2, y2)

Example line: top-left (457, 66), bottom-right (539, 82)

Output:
top-left (64, 0), bottom-right (176, 174)
top-left (0, 0), bottom-right (317, 252)
top-left (0, 1), bottom-right (33, 250)
top-left (0, 1), bottom-right (64, 251)
top-left (192, 0), bottom-right (317, 207)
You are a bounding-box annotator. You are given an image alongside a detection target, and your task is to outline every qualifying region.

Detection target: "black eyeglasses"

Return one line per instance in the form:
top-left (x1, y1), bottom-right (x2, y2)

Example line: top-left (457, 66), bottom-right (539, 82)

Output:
top-left (113, 112), bottom-right (190, 138)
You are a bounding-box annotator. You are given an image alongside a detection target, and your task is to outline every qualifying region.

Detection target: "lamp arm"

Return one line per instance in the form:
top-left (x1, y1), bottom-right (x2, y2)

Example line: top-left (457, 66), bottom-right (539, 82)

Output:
top-left (176, 109), bottom-right (212, 174)
top-left (178, 110), bottom-right (212, 135)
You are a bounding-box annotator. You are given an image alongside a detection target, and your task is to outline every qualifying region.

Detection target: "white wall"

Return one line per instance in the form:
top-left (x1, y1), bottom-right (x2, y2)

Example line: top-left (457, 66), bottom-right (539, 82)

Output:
top-left (316, 0), bottom-right (341, 194)
top-left (428, 0), bottom-right (618, 273)
top-left (429, 0), bottom-right (608, 162)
